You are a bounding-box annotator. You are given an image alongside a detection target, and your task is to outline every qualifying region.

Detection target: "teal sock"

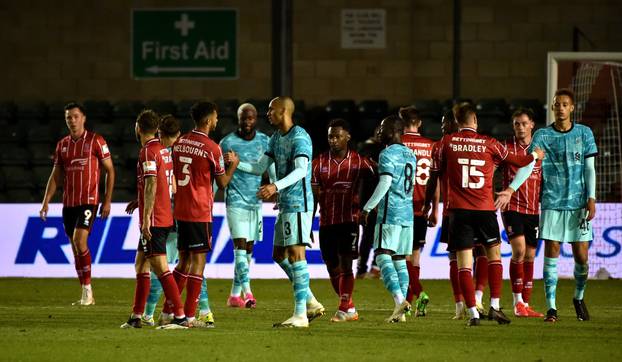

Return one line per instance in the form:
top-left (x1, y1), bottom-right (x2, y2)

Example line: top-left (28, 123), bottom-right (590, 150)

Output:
top-left (574, 263), bottom-right (589, 300)
top-left (543, 257), bottom-right (558, 310)
top-left (234, 249), bottom-right (251, 295)
top-left (144, 271), bottom-right (162, 317)
top-left (245, 251), bottom-right (253, 294)
top-left (199, 278), bottom-right (210, 313)
top-left (279, 259), bottom-right (315, 302)
top-left (231, 249), bottom-right (245, 296)
top-left (393, 259), bottom-right (409, 299)
top-left (376, 254), bottom-right (404, 303)
top-left (246, 251), bottom-right (252, 265)
top-left (291, 260), bottom-right (309, 317)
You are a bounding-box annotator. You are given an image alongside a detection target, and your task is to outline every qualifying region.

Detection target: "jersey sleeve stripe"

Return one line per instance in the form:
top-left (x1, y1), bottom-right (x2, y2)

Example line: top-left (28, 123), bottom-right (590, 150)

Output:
top-left (265, 152), bottom-right (275, 159)
top-left (379, 172), bottom-right (392, 177)
top-left (294, 154), bottom-right (309, 159)
top-left (585, 152), bottom-right (598, 158)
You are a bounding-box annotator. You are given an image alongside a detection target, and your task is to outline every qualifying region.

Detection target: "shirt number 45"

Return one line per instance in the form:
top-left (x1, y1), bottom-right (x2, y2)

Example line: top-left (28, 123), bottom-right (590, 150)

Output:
top-left (458, 158), bottom-right (485, 189)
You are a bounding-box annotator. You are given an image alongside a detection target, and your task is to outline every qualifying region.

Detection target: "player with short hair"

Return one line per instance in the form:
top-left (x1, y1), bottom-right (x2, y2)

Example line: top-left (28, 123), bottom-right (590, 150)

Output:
top-left (159, 101), bottom-right (239, 329)
top-left (399, 106), bottom-right (436, 317)
top-left (121, 110), bottom-right (186, 329)
top-left (40, 102), bottom-right (115, 306)
top-left (520, 89), bottom-right (596, 322)
top-left (498, 108), bottom-right (544, 318)
top-left (425, 103), bottom-right (544, 326)
top-left (361, 115), bottom-right (416, 323)
top-left (312, 118), bottom-right (374, 322)
top-left (233, 96), bottom-right (325, 328)
top-left (219, 102), bottom-right (274, 309)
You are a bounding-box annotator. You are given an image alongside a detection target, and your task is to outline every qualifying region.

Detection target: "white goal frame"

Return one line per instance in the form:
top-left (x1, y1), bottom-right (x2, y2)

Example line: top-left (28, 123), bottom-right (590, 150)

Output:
top-left (546, 51), bottom-right (622, 124)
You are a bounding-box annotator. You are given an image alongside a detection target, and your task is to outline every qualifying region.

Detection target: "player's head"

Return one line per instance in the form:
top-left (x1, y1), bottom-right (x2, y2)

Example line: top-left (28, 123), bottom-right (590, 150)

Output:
top-left (399, 106), bottom-right (422, 130)
top-left (441, 109), bottom-right (458, 135)
top-left (158, 114), bottom-right (181, 147)
top-left (511, 107), bottom-right (535, 141)
top-left (64, 102), bottom-right (86, 135)
top-left (191, 101), bottom-right (219, 132)
top-left (378, 115), bottom-right (404, 145)
top-left (454, 103), bottom-right (477, 128)
top-left (267, 96), bottom-right (295, 127)
top-left (135, 109), bottom-right (160, 143)
top-left (237, 103), bottom-right (258, 136)
top-left (552, 88), bottom-right (575, 122)
top-left (327, 118), bottom-right (351, 154)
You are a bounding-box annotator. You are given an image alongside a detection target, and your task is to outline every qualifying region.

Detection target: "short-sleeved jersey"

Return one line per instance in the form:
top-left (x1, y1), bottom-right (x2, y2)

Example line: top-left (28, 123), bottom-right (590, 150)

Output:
top-left (137, 138), bottom-right (174, 228)
top-left (432, 128), bottom-right (526, 211)
top-left (431, 140), bottom-right (451, 217)
top-left (402, 132), bottom-right (434, 216)
top-left (53, 130), bottom-right (111, 207)
top-left (312, 150), bottom-right (374, 226)
top-left (376, 144), bottom-right (417, 226)
top-left (172, 130), bottom-right (225, 222)
top-left (502, 137), bottom-right (542, 215)
top-left (219, 131), bottom-right (270, 210)
top-left (529, 123), bottom-right (598, 210)
top-left (266, 125), bottom-right (314, 213)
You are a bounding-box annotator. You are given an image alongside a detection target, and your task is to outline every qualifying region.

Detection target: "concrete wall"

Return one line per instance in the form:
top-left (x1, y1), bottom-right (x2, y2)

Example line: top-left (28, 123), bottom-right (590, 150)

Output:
top-left (1, 0), bottom-right (620, 106)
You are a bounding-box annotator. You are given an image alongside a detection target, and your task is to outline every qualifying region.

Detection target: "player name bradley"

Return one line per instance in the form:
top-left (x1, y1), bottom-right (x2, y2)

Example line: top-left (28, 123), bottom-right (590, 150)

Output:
top-left (449, 144), bottom-right (487, 153)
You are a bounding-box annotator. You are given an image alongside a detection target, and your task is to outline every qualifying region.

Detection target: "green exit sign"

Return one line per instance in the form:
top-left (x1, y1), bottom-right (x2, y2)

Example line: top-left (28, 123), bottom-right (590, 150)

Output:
top-left (132, 9), bottom-right (238, 79)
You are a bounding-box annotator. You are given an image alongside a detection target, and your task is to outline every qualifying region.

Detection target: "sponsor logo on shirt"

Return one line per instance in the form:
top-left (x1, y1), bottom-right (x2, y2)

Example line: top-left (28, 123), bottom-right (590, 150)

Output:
top-left (142, 161), bottom-right (157, 172)
top-left (70, 158), bottom-right (88, 166)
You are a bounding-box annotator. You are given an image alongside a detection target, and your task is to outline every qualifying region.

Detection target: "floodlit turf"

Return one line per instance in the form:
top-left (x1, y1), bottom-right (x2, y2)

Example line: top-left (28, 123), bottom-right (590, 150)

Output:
top-left (0, 278), bottom-right (620, 361)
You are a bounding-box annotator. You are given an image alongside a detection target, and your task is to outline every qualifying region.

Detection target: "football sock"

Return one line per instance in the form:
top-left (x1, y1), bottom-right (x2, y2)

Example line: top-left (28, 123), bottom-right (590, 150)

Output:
top-left (543, 257), bottom-right (558, 310)
top-left (199, 277), bottom-right (210, 314)
top-left (456, 301), bottom-right (465, 315)
top-left (475, 290), bottom-right (483, 305)
top-left (183, 274), bottom-right (203, 318)
top-left (279, 259), bottom-right (315, 303)
top-left (246, 251), bottom-right (252, 265)
top-left (339, 271), bottom-right (355, 312)
top-left (490, 297), bottom-right (500, 310)
top-left (449, 259), bottom-right (463, 302)
top-left (74, 252), bottom-right (84, 285)
top-left (474, 255), bottom-right (488, 292)
top-left (510, 260), bottom-right (524, 305)
top-left (329, 271), bottom-right (341, 296)
top-left (232, 249), bottom-right (247, 296)
top-left (522, 260), bottom-right (534, 304)
top-left (488, 259), bottom-right (503, 300)
top-left (158, 270), bottom-right (184, 318)
top-left (292, 261), bottom-right (310, 317)
top-left (574, 263), bottom-right (589, 300)
top-left (132, 272), bottom-right (150, 316)
top-left (468, 306), bottom-right (480, 319)
top-left (375, 254), bottom-right (404, 305)
top-left (145, 271), bottom-right (163, 317)
top-left (394, 259), bottom-right (409, 300)
top-left (163, 268), bottom-right (187, 314)
top-left (458, 267), bottom-right (476, 309)
top-left (406, 261), bottom-right (423, 302)
top-left (78, 249), bottom-right (92, 286)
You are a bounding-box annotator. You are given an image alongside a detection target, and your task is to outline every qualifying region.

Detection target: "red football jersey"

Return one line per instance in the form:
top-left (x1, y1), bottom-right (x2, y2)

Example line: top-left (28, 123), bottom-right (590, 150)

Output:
top-left (312, 150), bottom-right (374, 226)
top-left (137, 138), bottom-right (174, 228)
top-left (402, 132), bottom-right (434, 216)
top-left (431, 140), bottom-right (450, 217)
top-left (53, 130), bottom-right (111, 207)
top-left (502, 137), bottom-right (542, 215)
top-left (172, 130), bottom-right (225, 222)
top-left (431, 128), bottom-right (534, 211)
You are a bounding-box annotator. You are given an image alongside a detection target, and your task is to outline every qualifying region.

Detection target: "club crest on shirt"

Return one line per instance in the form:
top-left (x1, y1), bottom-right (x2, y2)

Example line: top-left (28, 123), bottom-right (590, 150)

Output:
top-left (62, 147), bottom-right (68, 153)
top-left (574, 152), bottom-right (581, 161)
top-left (84, 144), bottom-right (91, 153)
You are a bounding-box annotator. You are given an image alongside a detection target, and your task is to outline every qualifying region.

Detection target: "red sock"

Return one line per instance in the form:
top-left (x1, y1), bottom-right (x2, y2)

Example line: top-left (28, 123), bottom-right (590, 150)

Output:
top-left (339, 272), bottom-right (355, 312)
top-left (74, 252), bottom-right (84, 285)
top-left (406, 261), bottom-right (423, 303)
top-left (450, 260), bottom-right (463, 302)
top-left (509, 260), bottom-right (524, 294)
top-left (329, 272), bottom-right (341, 297)
top-left (488, 260), bottom-right (503, 299)
top-left (159, 270), bottom-right (184, 317)
top-left (132, 273), bottom-right (150, 316)
top-left (458, 268), bottom-right (475, 308)
top-left (184, 274), bottom-right (203, 318)
top-left (164, 268), bottom-right (188, 314)
top-left (78, 249), bottom-right (92, 286)
top-left (474, 255), bottom-right (488, 291)
top-left (522, 261), bottom-right (534, 303)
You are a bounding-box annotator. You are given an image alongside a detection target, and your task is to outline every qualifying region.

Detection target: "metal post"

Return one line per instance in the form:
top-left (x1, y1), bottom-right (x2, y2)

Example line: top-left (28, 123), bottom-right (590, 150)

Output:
top-left (272, 0), bottom-right (293, 97)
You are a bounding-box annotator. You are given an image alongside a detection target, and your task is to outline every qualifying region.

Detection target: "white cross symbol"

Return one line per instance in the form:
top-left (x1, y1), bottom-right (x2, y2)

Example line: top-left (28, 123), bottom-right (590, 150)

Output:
top-left (174, 13), bottom-right (195, 37)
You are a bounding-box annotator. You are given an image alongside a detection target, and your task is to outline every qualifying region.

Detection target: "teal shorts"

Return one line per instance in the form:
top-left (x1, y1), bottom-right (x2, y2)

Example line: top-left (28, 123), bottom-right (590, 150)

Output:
top-left (166, 231), bottom-right (179, 264)
top-left (373, 224), bottom-right (414, 255)
top-left (540, 209), bottom-right (593, 243)
top-left (226, 207), bottom-right (263, 242)
top-left (274, 210), bottom-right (313, 247)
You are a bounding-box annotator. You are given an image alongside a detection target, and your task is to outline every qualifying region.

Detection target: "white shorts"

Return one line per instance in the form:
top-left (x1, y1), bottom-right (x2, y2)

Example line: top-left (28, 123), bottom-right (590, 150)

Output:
top-left (373, 224), bottom-right (413, 255)
top-left (226, 207), bottom-right (263, 242)
top-left (540, 209), bottom-right (593, 243)
top-left (274, 210), bottom-right (313, 247)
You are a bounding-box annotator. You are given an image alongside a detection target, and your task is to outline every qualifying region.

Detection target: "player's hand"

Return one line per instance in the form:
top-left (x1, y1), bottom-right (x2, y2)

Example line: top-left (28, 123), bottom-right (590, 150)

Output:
top-left (494, 187), bottom-right (514, 210)
top-left (257, 184), bottom-right (277, 201)
top-left (39, 203), bottom-right (48, 221)
top-left (586, 198), bottom-right (596, 221)
top-left (224, 151), bottom-right (239, 165)
top-left (427, 207), bottom-right (438, 227)
top-left (100, 201), bottom-right (111, 219)
top-left (125, 199), bottom-right (139, 214)
top-left (141, 219), bottom-right (152, 241)
top-left (533, 147), bottom-right (545, 160)
top-left (360, 210), bottom-right (369, 226)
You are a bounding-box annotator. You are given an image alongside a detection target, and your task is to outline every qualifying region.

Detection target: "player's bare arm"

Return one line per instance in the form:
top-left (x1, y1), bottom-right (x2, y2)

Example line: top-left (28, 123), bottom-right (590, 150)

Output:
top-left (100, 158), bottom-right (115, 219)
top-left (39, 165), bottom-right (63, 221)
top-left (125, 199), bottom-right (138, 214)
top-left (428, 181), bottom-right (440, 227)
top-left (422, 169), bottom-right (439, 222)
top-left (215, 151), bottom-right (240, 189)
top-left (141, 176), bottom-right (157, 241)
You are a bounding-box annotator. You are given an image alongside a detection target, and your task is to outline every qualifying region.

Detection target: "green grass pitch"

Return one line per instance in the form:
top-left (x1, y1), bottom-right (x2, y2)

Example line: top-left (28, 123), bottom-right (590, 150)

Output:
top-left (0, 278), bottom-right (620, 361)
